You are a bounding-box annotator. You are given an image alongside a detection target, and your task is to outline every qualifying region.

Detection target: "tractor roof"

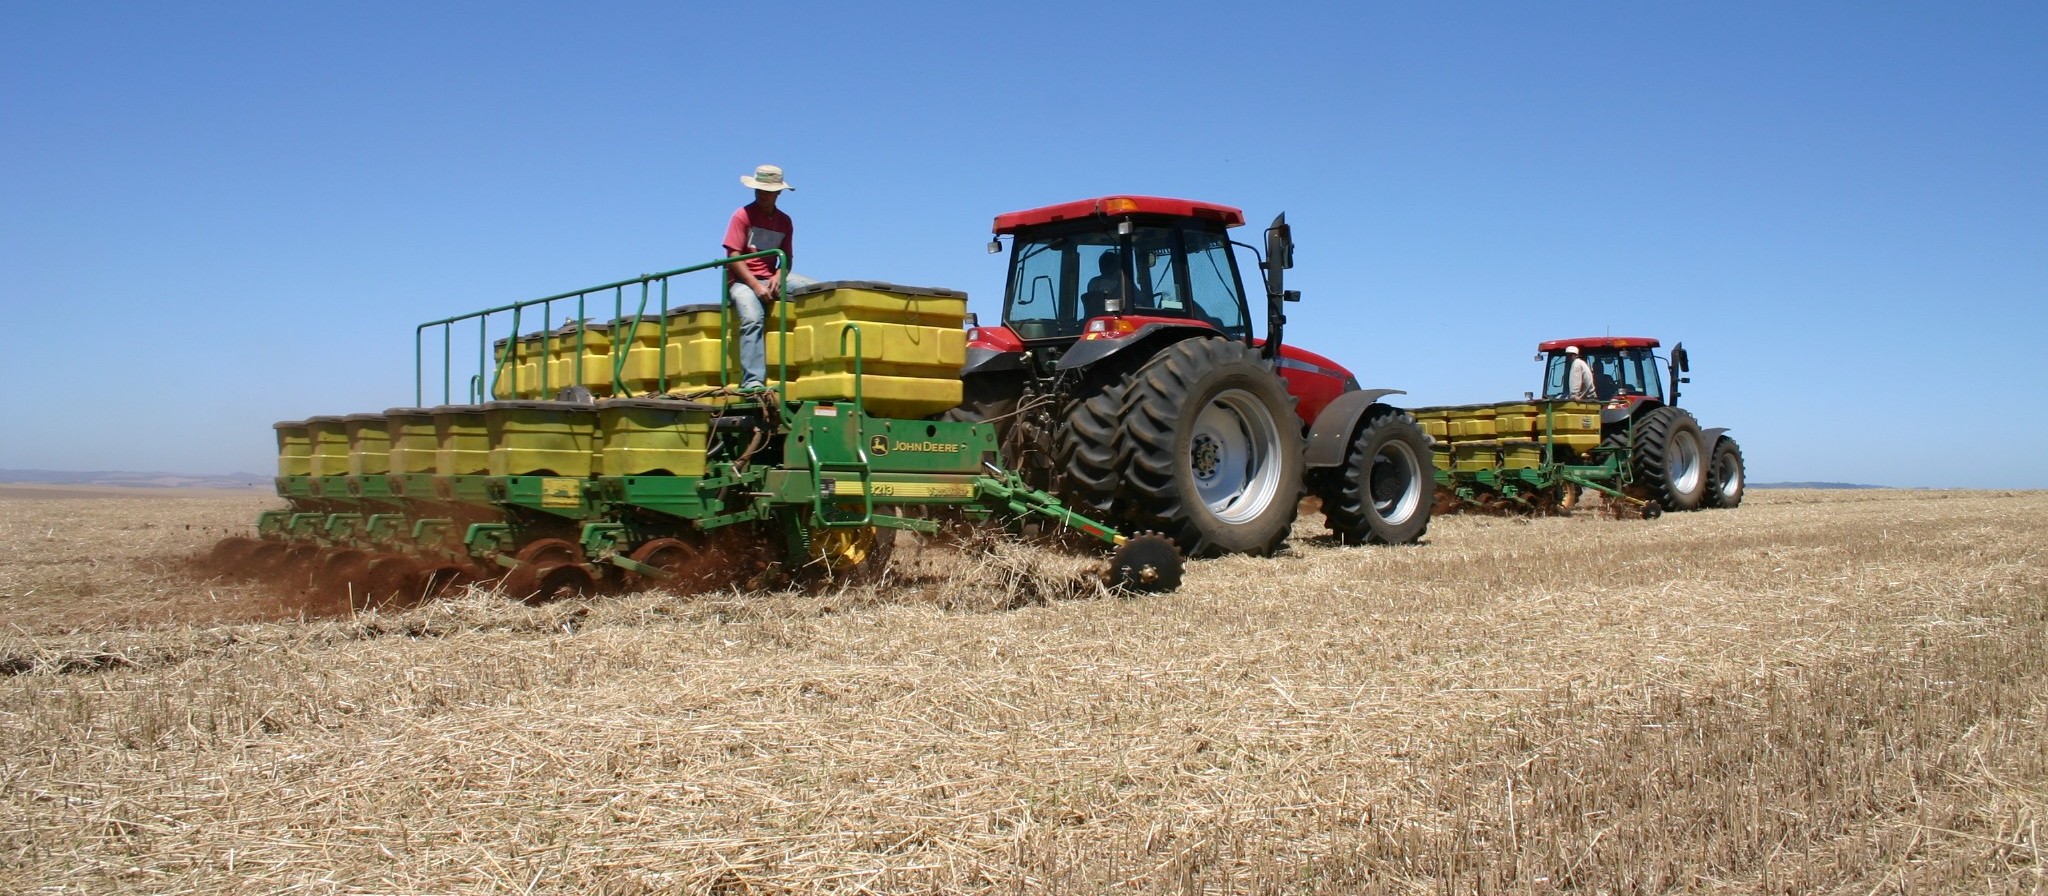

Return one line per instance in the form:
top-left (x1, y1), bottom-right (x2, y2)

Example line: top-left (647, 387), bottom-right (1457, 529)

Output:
top-left (1538, 336), bottom-right (1661, 352)
top-left (993, 196), bottom-right (1246, 234)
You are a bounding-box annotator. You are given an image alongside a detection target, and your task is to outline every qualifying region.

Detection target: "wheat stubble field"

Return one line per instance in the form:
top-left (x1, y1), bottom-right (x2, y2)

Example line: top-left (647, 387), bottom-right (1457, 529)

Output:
top-left (0, 487), bottom-right (2043, 894)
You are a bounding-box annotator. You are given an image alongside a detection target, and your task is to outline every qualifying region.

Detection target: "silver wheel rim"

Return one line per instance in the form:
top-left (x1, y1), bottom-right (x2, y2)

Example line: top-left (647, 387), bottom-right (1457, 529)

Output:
top-left (1187, 388), bottom-right (1285, 524)
top-left (1670, 430), bottom-right (1703, 494)
top-left (1715, 450), bottom-right (1742, 499)
top-left (1370, 438), bottom-right (1426, 524)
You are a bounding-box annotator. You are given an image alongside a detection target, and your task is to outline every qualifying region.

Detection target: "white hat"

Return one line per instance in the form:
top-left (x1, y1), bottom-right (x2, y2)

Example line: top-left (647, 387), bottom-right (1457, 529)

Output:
top-left (1564, 345), bottom-right (1580, 355)
top-left (741, 164), bottom-right (793, 192)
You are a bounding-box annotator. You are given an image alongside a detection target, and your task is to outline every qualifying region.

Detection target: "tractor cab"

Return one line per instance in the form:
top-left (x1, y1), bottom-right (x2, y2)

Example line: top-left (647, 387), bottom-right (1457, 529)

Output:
top-left (991, 196), bottom-right (1254, 347)
top-left (1537, 336), bottom-right (1690, 411)
top-left (969, 195), bottom-right (1355, 430)
top-left (954, 194), bottom-right (1433, 554)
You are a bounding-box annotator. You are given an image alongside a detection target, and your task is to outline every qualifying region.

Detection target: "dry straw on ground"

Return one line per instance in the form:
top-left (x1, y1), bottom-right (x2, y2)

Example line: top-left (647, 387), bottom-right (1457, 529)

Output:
top-left (1, 487), bottom-right (2044, 893)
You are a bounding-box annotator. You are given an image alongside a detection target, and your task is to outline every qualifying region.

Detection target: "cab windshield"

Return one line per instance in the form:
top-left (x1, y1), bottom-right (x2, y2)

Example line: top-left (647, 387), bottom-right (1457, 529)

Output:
top-left (1002, 220), bottom-right (1250, 341)
top-left (1542, 347), bottom-right (1666, 402)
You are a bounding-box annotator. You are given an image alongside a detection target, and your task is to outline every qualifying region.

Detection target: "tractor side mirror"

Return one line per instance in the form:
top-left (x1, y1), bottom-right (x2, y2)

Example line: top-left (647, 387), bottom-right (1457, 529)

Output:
top-left (1257, 213), bottom-right (1296, 359)
top-left (1262, 213), bottom-right (1294, 296)
top-left (987, 239), bottom-right (1002, 255)
top-left (1666, 342), bottom-right (1690, 407)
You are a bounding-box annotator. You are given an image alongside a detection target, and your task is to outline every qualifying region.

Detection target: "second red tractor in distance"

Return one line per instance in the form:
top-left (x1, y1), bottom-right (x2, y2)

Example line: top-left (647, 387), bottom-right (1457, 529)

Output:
top-left (1535, 336), bottom-right (1745, 510)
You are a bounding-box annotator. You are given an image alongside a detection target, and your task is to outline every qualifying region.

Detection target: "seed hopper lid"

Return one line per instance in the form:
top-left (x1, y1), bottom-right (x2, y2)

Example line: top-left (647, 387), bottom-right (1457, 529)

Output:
top-left (482, 400), bottom-right (599, 414)
top-left (342, 412), bottom-right (387, 424)
top-left (663, 303), bottom-right (723, 317)
top-left (428, 404), bottom-right (489, 416)
top-left (599, 397), bottom-right (717, 412)
top-left (272, 419), bottom-right (310, 430)
top-left (788, 280), bottom-right (966, 300)
top-left (304, 415), bottom-right (347, 425)
top-left (381, 407), bottom-right (436, 418)
top-left (598, 315), bottom-right (663, 329)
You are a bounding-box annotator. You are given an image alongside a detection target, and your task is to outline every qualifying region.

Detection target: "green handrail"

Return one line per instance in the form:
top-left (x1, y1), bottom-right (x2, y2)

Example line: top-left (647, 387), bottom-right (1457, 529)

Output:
top-left (1542, 400), bottom-right (1555, 468)
top-left (413, 250), bottom-right (787, 406)
top-left (606, 280), bottom-right (669, 396)
top-left (838, 322), bottom-right (864, 412)
top-left (804, 437), bottom-right (875, 528)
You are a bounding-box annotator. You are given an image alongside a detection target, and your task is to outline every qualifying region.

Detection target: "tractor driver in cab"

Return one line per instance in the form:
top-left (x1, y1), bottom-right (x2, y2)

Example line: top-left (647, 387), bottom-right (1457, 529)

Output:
top-left (1083, 250), bottom-right (1138, 316)
top-left (1566, 345), bottom-right (1597, 400)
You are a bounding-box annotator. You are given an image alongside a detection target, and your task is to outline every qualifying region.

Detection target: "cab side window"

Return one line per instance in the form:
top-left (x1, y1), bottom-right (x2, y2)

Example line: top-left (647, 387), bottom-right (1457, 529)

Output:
top-left (1182, 229), bottom-right (1247, 336)
top-left (1005, 238), bottom-right (1076, 340)
top-left (1542, 354), bottom-right (1569, 398)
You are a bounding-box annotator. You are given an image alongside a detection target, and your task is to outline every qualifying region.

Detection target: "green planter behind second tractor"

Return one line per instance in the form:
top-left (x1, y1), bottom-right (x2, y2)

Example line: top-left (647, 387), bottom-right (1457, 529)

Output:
top-left (1414, 336), bottom-right (1746, 517)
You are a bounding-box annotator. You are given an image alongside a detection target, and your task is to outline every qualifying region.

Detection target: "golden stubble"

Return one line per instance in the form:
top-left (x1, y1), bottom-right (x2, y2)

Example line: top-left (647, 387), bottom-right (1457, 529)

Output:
top-left (1, 488), bottom-right (2043, 893)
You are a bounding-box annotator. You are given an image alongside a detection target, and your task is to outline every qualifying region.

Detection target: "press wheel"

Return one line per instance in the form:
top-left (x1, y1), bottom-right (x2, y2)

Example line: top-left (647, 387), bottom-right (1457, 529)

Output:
top-left (1106, 532), bottom-right (1183, 593)
top-left (361, 556), bottom-right (426, 609)
top-left (499, 538), bottom-right (584, 601)
top-left (627, 537), bottom-right (716, 594)
top-left (528, 564), bottom-right (596, 601)
top-left (316, 549), bottom-right (373, 607)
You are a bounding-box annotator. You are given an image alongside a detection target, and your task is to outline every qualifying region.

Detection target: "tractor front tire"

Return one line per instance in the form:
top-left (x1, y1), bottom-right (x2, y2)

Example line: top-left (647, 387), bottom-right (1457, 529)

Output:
top-left (1317, 409), bottom-right (1434, 545)
top-left (1632, 407), bottom-right (1707, 511)
top-left (1703, 436), bottom-right (1746, 509)
top-left (1116, 338), bottom-right (1304, 557)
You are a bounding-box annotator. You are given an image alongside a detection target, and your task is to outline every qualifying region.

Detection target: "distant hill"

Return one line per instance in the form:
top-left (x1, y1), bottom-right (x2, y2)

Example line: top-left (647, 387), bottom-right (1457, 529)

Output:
top-left (1749, 481), bottom-right (1887, 490)
top-left (0, 469), bottom-right (270, 489)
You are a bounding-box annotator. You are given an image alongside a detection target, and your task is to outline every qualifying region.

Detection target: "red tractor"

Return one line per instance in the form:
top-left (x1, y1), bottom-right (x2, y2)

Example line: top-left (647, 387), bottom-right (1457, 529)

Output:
top-left (953, 196), bottom-right (1433, 556)
top-left (1536, 336), bottom-right (1745, 510)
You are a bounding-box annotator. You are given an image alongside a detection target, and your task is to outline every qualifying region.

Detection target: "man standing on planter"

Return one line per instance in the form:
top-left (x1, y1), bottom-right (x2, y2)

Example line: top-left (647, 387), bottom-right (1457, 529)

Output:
top-left (723, 164), bottom-right (796, 391)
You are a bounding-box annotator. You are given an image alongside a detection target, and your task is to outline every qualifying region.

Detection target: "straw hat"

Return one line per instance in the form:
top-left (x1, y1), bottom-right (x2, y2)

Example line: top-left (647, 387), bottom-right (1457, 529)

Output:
top-left (741, 164), bottom-right (793, 192)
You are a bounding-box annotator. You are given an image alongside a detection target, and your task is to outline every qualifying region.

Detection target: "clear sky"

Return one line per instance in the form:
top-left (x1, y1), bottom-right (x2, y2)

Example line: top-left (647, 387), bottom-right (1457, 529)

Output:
top-left (3, 2), bottom-right (2044, 487)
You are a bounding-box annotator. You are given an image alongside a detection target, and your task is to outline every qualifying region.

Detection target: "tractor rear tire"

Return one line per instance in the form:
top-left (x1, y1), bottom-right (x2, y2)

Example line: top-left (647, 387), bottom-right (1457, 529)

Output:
top-left (1114, 337), bottom-right (1304, 557)
top-left (1632, 407), bottom-right (1707, 511)
top-left (950, 372), bottom-right (1069, 498)
top-left (1053, 376), bottom-right (1132, 518)
top-left (1317, 409), bottom-right (1434, 545)
top-left (1703, 436), bottom-right (1745, 509)
top-left (942, 374), bottom-right (1020, 434)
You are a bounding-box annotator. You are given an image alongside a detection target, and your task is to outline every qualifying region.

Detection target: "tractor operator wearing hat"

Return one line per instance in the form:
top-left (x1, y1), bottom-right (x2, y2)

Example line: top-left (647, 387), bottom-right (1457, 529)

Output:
top-left (723, 164), bottom-right (796, 390)
top-left (1565, 345), bottom-right (1597, 400)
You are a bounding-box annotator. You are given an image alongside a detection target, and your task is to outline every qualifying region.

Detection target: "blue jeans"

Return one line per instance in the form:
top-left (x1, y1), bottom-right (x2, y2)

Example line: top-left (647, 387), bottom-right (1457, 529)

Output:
top-left (728, 273), bottom-right (815, 387)
top-left (727, 281), bottom-right (769, 387)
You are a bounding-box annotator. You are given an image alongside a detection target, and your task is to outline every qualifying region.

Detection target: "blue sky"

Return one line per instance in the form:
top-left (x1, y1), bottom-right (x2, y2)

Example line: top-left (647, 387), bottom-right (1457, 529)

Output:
top-left (3, 2), bottom-right (2043, 487)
